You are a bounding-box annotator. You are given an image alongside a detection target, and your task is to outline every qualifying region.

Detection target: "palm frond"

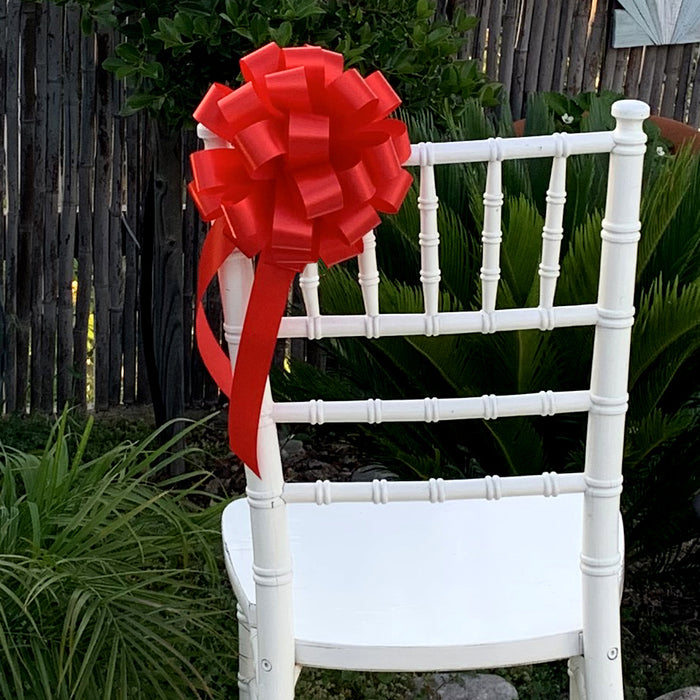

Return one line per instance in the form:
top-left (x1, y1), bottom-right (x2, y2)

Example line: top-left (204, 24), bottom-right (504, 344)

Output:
top-left (500, 194), bottom-right (544, 307)
top-left (630, 276), bottom-right (700, 389)
top-left (637, 148), bottom-right (696, 285)
top-left (557, 211), bottom-right (603, 305)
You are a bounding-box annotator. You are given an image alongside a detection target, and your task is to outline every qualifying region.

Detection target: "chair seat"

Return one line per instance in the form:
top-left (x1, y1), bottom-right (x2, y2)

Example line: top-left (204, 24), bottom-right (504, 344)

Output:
top-left (222, 491), bottom-right (617, 672)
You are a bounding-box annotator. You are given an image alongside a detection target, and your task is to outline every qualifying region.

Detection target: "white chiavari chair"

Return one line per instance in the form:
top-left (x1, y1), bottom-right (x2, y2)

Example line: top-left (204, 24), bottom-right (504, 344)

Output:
top-left (205, 99), bottom-right (649, 699)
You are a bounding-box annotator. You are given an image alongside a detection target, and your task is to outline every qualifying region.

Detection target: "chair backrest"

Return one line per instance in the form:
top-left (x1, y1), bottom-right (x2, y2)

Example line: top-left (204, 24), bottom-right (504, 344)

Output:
top-left (202, 99), bottom-right (648, 510)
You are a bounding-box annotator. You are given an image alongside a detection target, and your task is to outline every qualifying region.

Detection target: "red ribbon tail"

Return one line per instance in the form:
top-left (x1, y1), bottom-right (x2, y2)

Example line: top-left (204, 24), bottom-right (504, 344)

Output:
top-left (229, 260), bottom-right (295, 477)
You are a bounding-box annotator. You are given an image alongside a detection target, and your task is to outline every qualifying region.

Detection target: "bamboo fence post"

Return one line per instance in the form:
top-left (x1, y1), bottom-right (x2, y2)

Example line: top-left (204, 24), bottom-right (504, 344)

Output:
top-left (17, 2), bottom-right (38, 413)
top-left (661, 45), bottom-right (684, 116)
top-left (612, 47), bottom-right (629, 94)
top-left (649, 45), bottom-right (668, 114)
top-left (93, 29), bottom-right (113, 411)
top-left (57, 3), bottom-right (80, 409)
top-left (537, 1), bottom-right (562, 91)
top-left (687, 50), bottom-right (700, 127)
top-left (637, 47), bottom-right (656, 105)
top-left (511, 0), bottom-right (534, 118)
top-left (144, 119), bottom-right (186, 472)
top-left (142, 119), bottom-right (186, 438)
top-left (566, 0), bottom-right (593, 94)
top-left (456, 0), bottom-right (480, 57)
top-left (40, 2), bottom-right (63, 412)
top-left (485, 0), bottom-right (503, 81)
top-left (4, 0), bottom-right (20, 412)
top-left (497, 0), bottom-right (517, 94)
top-left (122, 112), bottom-right (140, 405)
top-left (474, 0), bottom-right (491, 68)
top-left (625, 47), bottom-right (644, 98)
top-left (673, 45), bottom-right (694, 122)
top-left (600, 45), bottom-right (618, 91)
top-left (582, 0), bottom-right (607, 93)
top-left (30, 2), bottom-right (47, 413)
top-left (109, 68), bottom-right (124, 406)
top-left (552, 0), bottom-right (574, 93)
top-left (74, 30), bottom-right (96, 407)
top-left (0, 0), bottom-right (7, 296)
top-left (137, 118), bottom-right (152, 405)
top-left (523, 0), bottom-right (547, 98)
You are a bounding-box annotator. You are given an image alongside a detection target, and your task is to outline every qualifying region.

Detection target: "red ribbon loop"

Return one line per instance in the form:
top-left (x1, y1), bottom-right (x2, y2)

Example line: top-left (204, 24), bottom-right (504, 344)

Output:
top-left (190, 42), bottom-right (412, 477)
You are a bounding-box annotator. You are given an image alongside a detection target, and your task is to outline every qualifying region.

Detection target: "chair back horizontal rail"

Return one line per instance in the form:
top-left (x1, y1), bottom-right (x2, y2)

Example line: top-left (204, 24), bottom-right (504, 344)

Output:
top-left (271, 389), bottom-right (590, 425)
top-left (281, 472), bottom-right (586, 505)
top-left (226, 305), bottom-right (599, 343)
top-left (406, 132), bottom-right (615, 166)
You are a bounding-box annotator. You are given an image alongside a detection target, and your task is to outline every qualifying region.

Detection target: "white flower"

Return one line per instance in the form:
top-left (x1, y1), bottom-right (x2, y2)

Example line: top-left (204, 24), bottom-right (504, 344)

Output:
top-left (561, 113), bottom-right (574, 125)
top-left (656, 146), bottom-right (666, 157)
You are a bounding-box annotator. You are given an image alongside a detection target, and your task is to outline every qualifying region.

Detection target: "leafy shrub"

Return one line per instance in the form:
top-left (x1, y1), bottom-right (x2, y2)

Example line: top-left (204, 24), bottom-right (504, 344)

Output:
top-left (56, 0), bottom-right (498, 129)
top-left (0, 410), bottom-right (154, 461)
top-left (0, 412), bottom-right (238, 698)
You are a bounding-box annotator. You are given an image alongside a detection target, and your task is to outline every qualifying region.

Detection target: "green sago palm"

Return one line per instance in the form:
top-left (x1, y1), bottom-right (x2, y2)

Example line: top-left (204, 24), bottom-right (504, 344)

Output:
top-left (276, 94), bottom-right (700, 569)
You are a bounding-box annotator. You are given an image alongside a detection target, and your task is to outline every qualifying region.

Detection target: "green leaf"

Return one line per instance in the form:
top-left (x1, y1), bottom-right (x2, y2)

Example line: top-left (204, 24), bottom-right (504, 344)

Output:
top-left (140, 61), bottom-right (163, 80)
top-left (122, 93), bottom-right (164, 116)
top-left (114, 42), bottom-right (140, 63)
top-left (173, 11), bottom-right (195, 37)
top-left (269, 20), bottom-right (293, 46)
top-left (231, 25), bottom-right (254, 42)
top-left (101, 56), bottom-right (128, 73)
top-left (154, 17), bottom-right (183, 48)
top-left (416, 0), bottom-right (432, 20)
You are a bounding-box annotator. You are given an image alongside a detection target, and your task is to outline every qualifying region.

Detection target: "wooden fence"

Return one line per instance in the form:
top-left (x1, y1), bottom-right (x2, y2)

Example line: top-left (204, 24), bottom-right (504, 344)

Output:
top-left (457, 0), bottom-right (700, 123)
top-left (1, 0), bottom-right (699, 418)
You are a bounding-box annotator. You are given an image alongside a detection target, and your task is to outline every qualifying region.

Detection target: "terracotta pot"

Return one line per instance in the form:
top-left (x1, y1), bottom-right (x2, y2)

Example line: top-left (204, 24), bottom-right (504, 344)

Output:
top-left (648, 115), bottom-right (700, 153)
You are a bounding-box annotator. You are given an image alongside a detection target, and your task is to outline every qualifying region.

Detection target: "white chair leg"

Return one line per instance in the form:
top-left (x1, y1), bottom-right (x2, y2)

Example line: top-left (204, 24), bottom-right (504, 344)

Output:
top-left (582, 573), bottom-right (624, 698)
top-left (237, 605), bottom-right (257, 700)
top-left (568, 656), bottom-right (586, 700)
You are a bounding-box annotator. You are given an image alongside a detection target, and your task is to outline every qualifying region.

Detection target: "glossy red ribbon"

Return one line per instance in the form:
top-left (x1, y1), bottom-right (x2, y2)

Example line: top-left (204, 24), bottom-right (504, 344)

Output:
top-left (190, 42), bottom-right (412, 477)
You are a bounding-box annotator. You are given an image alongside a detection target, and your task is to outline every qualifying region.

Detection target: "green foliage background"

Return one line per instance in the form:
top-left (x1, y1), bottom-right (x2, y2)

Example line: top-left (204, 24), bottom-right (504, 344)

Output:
top-left (59, 0), bottom-right (499, 130)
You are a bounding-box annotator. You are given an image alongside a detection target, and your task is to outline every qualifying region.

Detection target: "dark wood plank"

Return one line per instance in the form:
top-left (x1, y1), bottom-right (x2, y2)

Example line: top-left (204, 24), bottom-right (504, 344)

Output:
top-left (109, 69), bottom-right (124, 407)
top-left (74, 30), bottom-right (96, 407)
top-left (40, 2), bottom-right (63, 412)
top-left (4, 0), bottom-right (21, 412)
top-left (57, 4), bottom-right (80, 409)
top-left (93, 29), bottom-right (113, 411)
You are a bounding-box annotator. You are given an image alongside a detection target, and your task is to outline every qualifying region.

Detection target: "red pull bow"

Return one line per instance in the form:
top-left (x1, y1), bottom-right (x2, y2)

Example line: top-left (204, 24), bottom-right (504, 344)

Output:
top-left (190, 42), bottom-right (412, 477)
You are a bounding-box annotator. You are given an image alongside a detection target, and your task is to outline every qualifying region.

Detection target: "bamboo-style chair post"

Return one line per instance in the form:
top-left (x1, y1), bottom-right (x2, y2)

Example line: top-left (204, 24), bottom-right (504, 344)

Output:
top-left (581, 99), bottom-right (649, 697)
top-left (198, 122), bottom-right (297, 700)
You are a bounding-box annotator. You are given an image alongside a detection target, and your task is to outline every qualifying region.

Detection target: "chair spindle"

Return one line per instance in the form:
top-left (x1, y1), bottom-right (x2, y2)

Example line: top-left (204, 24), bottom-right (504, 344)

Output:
top-left (418, 150), bottom-right (441, 322)
top-left (358, 231), bottom-right (380, 317)
top-left (539, 134), bottom-right (569, 309)
top-left (481, 139), bottom-right (504, 315)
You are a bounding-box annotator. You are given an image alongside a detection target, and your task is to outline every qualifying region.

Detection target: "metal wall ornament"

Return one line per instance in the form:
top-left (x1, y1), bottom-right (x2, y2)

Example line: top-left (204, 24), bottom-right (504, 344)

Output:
top-left (613, 0), bottom-right (700, 48)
